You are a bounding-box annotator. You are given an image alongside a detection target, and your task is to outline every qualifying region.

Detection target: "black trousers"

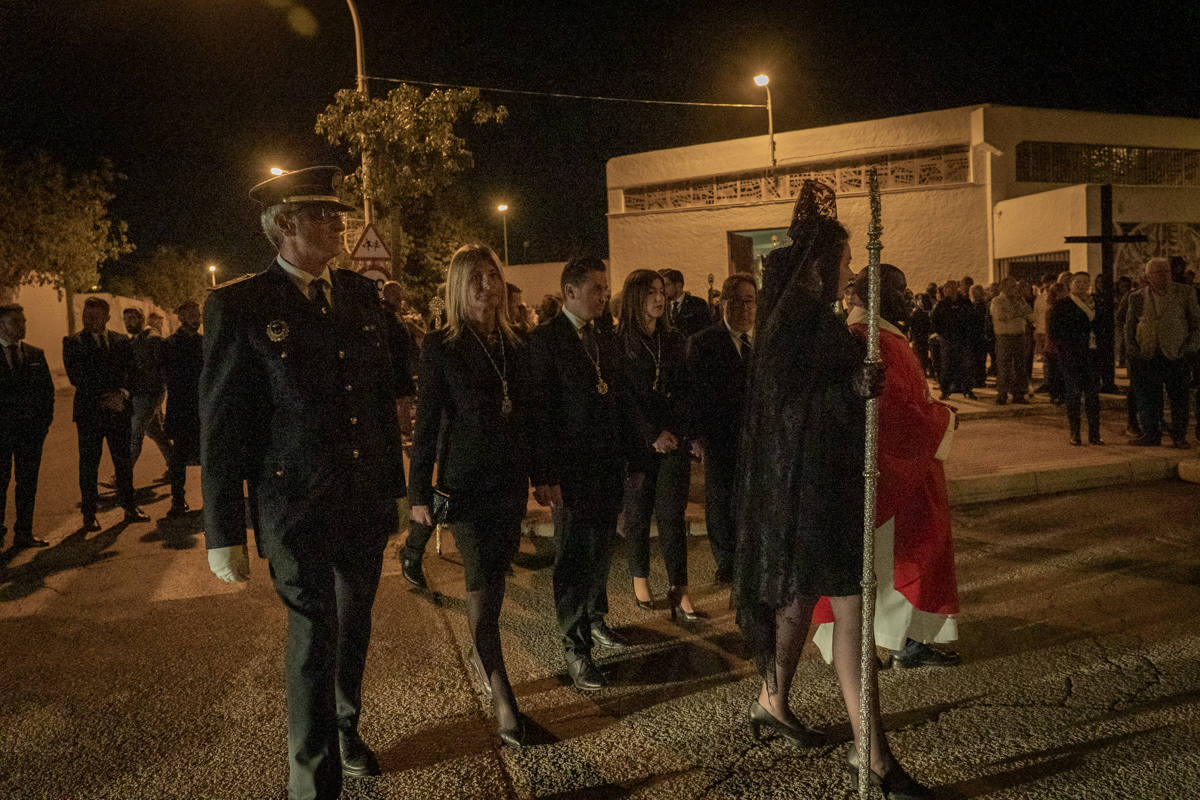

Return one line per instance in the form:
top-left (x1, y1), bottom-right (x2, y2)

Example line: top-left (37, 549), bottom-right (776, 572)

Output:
top-left (402, 520), bottom-right (434, 561)
top-left (702, 443), bottom-right (737, 577)
top-left (1134, 354), bottom-right (1190, 441)
top-left (76, 412), bottom-right (134, 517)
top-left (1061, 351), bottom-right (1101, 439)
top-left (263, 497), bottom-right (393, 800)
top-left (938, 339), bottom-right (973, 395)
top-left (553, 505), bottom-right (618, 660)
top-left (0, 425), bottom-right (48, 539)
top-left (623, 452), bottom-right (690, 586)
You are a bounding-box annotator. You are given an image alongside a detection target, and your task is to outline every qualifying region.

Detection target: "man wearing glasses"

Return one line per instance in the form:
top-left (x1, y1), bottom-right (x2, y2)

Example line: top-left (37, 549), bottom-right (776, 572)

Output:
top-left (200, 167), bottom-right (412, 800)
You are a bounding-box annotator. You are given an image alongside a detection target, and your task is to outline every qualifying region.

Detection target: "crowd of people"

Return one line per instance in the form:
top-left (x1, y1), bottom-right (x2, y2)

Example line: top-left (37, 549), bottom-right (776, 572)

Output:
top-left (3, 164), bottom-right (1194, 800)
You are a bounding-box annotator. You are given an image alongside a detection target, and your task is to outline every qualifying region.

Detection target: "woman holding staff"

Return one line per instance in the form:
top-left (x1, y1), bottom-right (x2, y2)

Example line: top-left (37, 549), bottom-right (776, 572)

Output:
top-left (733, 182), bottom-right (930, 798)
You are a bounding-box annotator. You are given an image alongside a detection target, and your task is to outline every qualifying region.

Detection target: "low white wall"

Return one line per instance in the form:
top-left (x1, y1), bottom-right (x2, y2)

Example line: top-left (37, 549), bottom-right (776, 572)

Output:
top-left (993, 184), bottom-right (1092, 268)
top-left (12, 282), bottom-right (70, 375)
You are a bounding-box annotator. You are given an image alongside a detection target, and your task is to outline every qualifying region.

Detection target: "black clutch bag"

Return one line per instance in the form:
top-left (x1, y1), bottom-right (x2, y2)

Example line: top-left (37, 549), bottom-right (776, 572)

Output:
top-left (430, 486), bottom-right (453, 525)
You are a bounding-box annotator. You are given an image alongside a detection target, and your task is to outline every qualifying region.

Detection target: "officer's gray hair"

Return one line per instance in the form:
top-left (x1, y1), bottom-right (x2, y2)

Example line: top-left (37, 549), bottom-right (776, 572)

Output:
top-left (260, 204), bottom-right (295, 248)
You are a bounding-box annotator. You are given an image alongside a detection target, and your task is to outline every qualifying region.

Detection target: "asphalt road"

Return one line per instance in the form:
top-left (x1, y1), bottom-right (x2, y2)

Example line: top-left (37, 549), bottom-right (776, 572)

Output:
top-left (2, 393), bottom-right (1199, 799)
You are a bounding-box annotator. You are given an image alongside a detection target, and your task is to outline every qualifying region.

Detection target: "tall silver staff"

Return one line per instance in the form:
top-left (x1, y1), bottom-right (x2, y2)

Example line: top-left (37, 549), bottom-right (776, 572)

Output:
top-left (857, 167), bottom-right (884, 800)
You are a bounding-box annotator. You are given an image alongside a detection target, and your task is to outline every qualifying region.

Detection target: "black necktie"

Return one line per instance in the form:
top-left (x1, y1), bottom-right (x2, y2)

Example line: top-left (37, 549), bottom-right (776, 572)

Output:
top-left (5, 343), bottom-right (17, 370)
top-left (739, 332), bottom-right (752, 358)
top-left (309, 278), bottom-right (331, 315)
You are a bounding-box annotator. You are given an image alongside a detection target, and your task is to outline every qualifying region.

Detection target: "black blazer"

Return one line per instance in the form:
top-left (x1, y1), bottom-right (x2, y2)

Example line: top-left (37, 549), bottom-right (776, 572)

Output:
top-left (672, 292), bottom-right (712, 339)
top-left (163, 328), bottom-right (203, 454)
top-left (1048, 296), bottom-right (1096, 364)
top-left (408, 327), bottom-right (531, 514)
top-left (527, 312), bottom-right (640, 511)
top-left (199, 261), bottom-right (412, 550)
top-left (0, 341), bottom-right (55, 434)
top-left (686, 322), bottom-right (750, 452)
top-left (62, 329), bottom-right (133, 424)
top-left (618, 325), bottom-right (689, 457)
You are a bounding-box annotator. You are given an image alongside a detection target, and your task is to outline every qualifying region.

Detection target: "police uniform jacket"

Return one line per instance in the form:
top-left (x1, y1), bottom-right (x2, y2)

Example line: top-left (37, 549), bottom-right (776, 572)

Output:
top-left (527, 311), bottom-right (640, 516)
top-left (200, 262), bottom-right (414, 551)
top-left (164, 328), bottom-right (203, 462)
top-left (0, 342), bottom-right (55, 435)
top-left (62, 329), bottom-right (133, 425)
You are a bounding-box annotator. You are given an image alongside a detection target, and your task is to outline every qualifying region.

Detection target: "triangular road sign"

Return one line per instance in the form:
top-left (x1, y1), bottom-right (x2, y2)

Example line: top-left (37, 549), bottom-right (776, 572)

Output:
top-left (349, 223), bottom-right (391, 261)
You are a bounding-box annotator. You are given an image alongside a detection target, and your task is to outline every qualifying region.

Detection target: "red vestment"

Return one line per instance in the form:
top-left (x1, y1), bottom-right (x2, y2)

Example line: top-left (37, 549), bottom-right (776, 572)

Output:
top-left (811, 317), bottom-right (959, 660)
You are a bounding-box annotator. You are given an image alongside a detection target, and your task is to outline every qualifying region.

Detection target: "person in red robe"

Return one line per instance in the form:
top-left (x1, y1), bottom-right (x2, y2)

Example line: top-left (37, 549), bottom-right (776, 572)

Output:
top-left (812, 263), bottom-right (961, 669)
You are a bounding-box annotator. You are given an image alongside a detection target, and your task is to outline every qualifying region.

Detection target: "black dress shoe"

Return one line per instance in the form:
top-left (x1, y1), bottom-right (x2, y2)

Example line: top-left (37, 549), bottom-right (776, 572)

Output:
top-left (498, 714), bottom-right (526, 749)
top-left (82, 517), bottom-right (102, 532)
top-left (339, 729), bottom-right (381, 777)
top-left (166, 502), bottom-right (191, 518)
top-left (1069, 434), bottom-right (1082, 446)
top-left (401, 556), bottom-right (428, 590)
top-left (124, 507), bottom-right (151, 523)
top-left (1130, 434), bottom-right (1162, 446)
top-left (13, 536), bottom-right (49, 549)
top-left (589, 621), bottom-right (630, 649)
top-left (891, 641), bottom-right (961, 669)
top-left (566, 657), bottom-right (606, 691)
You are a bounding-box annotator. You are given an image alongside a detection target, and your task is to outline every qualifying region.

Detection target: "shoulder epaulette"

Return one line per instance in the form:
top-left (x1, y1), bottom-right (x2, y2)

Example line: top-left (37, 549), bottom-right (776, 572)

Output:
top-left (209, 273), bottom-right (258, 291)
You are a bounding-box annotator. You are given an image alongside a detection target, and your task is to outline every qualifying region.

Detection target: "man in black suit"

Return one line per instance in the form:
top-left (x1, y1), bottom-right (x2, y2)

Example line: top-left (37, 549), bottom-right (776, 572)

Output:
top-left (201, 166), bottom-right (411, 800)
top-left (0, 304), bottom-right (55, 549)
top-left (529, 256), bottom-right (640, 691)
top-left (123, 306), bottom-right (171, 473)
top-left (63, 296), bottom-right (149, 530)
top-left (163, 300), bottom-right (203, 517)
top-left (686, 274), bottom-right (757, 584)
top-left (660, 268), bottom-right (713, 339)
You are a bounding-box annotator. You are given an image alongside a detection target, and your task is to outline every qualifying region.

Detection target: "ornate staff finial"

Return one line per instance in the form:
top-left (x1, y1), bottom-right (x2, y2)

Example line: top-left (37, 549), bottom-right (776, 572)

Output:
top-left (429, 295), bottom-right (445, 330)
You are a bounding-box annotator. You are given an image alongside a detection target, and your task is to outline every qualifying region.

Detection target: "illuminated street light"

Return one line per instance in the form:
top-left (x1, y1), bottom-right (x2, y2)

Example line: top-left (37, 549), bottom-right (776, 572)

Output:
top-left (270, 167), bottom-right (286, 176)
top-left (208, 264), bottom-right (218, 287)
top-left (753, 74), bottom-right (775, 168)
top-left (496, 204), bottom-right (510, 266)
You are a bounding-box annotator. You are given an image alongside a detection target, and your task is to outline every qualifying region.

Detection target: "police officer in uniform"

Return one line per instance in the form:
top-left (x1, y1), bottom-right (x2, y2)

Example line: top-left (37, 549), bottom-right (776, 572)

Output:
top-left (200, 167), bottom-right (412, 800)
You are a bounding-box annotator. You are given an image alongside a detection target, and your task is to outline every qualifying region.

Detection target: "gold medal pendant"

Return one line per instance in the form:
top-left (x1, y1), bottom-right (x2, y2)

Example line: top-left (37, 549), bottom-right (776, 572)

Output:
top-left (501, 396), bottom-right (513, 415)
top-left (597, 379), bottom-right (609, 395)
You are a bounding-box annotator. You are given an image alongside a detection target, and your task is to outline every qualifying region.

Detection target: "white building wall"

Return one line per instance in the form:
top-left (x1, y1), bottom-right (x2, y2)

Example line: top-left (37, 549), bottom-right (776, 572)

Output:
top-left (993, 184), bottom-right (1093, 269)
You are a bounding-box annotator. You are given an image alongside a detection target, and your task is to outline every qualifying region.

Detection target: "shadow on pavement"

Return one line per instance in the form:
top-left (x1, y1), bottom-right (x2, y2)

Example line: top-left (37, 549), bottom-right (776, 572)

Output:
top-left (0, 523), bottom-right (129, 601)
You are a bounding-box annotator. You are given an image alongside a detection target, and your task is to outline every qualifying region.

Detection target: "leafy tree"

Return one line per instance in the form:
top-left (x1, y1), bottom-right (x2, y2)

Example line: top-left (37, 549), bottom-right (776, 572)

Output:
top-left (315, 85), bottom-right (506, 306)
top-left (0, 149), bottom-right (133, 302)
top-left (109, 245), bottom-right (211, 313)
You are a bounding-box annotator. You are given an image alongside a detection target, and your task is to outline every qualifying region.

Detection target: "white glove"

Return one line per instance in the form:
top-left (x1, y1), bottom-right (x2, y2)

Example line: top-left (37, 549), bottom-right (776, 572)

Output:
top-left (208, 544), bottom-right (250, 583)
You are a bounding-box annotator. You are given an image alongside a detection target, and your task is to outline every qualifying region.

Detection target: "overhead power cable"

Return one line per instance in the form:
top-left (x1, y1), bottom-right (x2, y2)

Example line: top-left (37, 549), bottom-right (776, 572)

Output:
top-left (364, 75), bottom-right (767, 109)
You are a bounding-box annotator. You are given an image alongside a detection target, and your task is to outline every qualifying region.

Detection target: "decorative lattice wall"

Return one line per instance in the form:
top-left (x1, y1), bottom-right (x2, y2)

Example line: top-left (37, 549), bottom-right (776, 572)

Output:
top-left (1015, 142), bottom-right (1200, 186)
top-left (621, 146), bottom-right (971, 213)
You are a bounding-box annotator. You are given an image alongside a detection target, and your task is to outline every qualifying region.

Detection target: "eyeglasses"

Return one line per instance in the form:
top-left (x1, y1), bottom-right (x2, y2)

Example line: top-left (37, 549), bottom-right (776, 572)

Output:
top-left (297, 205), bottom-right (346, 223)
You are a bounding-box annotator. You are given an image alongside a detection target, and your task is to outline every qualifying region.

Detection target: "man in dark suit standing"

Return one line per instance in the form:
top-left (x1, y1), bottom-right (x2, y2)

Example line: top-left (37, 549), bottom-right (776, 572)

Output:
top-left (659, 268), bottom-right (713, 339)
top-left (0, 304), bottom-right (55, 549)
top-left (529, 256), bottom-right (639, 691)
top-left (200, 167), bottom-right (410, 800)
top-left (163, 300), bottom-right (203, 517)
top-left (63, 296), bottom-right (149, 531)
top-left (686, 274), bottom-right (757, 584)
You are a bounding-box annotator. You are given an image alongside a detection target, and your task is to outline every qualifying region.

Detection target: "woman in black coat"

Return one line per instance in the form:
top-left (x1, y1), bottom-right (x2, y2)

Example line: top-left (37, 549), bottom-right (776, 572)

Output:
top-left (1048, 272), bottom-right (1103, 445)
top-left (616, 269), bottom-right (698, 620)
top-left (734, 182), bottom-right (930, 798)
top-left (409, 244), bottom-right (531, 747)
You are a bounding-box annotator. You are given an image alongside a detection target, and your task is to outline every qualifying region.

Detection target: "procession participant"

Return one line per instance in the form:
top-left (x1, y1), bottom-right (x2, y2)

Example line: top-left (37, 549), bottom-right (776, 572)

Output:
top-left (63, 297), bottom-right (149, 530)
top-left (615, 269), bottom-right (697, 620)
top-left (1048, 272), bottom-right (1104, 446)
top-left (123, 306), bottom-right (171, 472)
top-left (200, 166), bottom-right (411, 800)
top-left (812, 264), bottom-right (960, 671)
top-left (528, 255), bottom-right (640, 691)
top-left (733, 181), bottom-right (929, 798)
top-left (162, 301), bottom-right (203, 516)
top-left (659, 268), bottom-right (711, 339)
top-left (0, 303), bottom-right (55, 548)
top-left (409, 244), bottom-right (532, 747)
top-left (685, 273), bottom-right (757, 585)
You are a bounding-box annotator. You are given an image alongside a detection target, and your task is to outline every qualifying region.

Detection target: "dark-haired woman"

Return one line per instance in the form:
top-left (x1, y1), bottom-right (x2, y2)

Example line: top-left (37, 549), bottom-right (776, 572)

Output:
top-left (1048, 272), bottom-right (1103, 445)
top-left (409, 244), bottom-right (531, 748)
top-left (734, 182), bottom-right (930, 798)
top-left (617, 269), bottom-right (699, 620)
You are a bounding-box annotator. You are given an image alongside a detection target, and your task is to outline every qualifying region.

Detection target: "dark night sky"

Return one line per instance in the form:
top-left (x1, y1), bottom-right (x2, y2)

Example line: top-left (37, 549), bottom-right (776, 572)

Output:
top-left (1, 0), bottom-right (1197, 277)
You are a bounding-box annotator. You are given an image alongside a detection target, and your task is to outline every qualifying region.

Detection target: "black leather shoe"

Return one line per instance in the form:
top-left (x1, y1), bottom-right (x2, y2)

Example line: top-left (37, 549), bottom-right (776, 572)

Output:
top-left (498, 715), bottom-right (526, 749)
top-left (124, 507), bottom-right (151, 523)
top-left (166, 502), bottom-right (190, 518)
top-left (339, 729), bottom-right (381, 777)
top-left (748, 700), bottom-right (819, 747)
top-left (13, 536), bottom-right (49, 549)
top-left (891, 642), bottom-right (961, 669)
top-left (566, 657), bottom-right (606, 691)
top-left (401, 556), bottom-right (428, 590)
top-left (1069, 434), bottom-right (1082, 446)
top-left (589, 621), bottom-right (630, 649)
top-left (82, 517), bottom-right (102, 532)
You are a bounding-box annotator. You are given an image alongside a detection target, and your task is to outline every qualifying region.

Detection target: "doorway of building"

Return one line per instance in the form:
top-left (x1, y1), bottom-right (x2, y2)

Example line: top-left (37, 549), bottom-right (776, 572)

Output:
top-left (728, 228), bottom-right (789, 286)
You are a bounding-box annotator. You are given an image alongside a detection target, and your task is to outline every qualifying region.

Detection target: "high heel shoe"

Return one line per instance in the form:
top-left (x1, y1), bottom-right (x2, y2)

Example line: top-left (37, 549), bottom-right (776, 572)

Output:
top-left (497, 714), bottom-right (526, 749)
top-left (667, 587), bottom-right (704, 622)
top-left (747, 701), bottom-right (819, 748)
top-left (635, 597), bottom-right (654, 611)
top-left (846, 744), bottom-right (931, 799)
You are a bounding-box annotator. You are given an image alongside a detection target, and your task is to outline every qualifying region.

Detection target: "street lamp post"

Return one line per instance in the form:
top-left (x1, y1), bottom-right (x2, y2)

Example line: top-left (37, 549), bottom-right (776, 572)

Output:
top-left (345, 0), bottom-right (373, 224)
top-left (208, 264), bottom-right (217, 287)
top-left (753, 74), bottom-right (776, 168)
top-left (496, 204), bottom-right (510, 266)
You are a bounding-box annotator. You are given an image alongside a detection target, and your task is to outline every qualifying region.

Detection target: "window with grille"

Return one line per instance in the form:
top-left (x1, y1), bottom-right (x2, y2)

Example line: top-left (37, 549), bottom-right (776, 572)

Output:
top-left (1015, 141), bottom-right (1200, 186)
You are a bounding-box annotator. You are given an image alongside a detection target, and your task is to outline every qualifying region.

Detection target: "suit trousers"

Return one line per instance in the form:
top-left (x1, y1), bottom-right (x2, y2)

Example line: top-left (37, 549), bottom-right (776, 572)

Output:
top-left (702, 443), bottom-right (737, 576)
top-left (623, 452), bottom-right (690, 586)
top-left (1061, 351), bottom-right (1101, 439)
top-left (553, 504), bottom-right (618, 660)
top-left (403, 520), bottom-right (434, 561)
top-left (1134, 354), bottom-right (1190, 441)
top-left (995, 334), bottom-right (1030, 398)
top-left (264, 497), bottom-right (392, 800)
top-left (0, 425), bottom-right (48, 538)
top-left (129, 390), bottom-right (170, 466)
top-left (938, 339), bottom-right (973, 395)
top-left (76, 412), bottom-right (134, 517)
